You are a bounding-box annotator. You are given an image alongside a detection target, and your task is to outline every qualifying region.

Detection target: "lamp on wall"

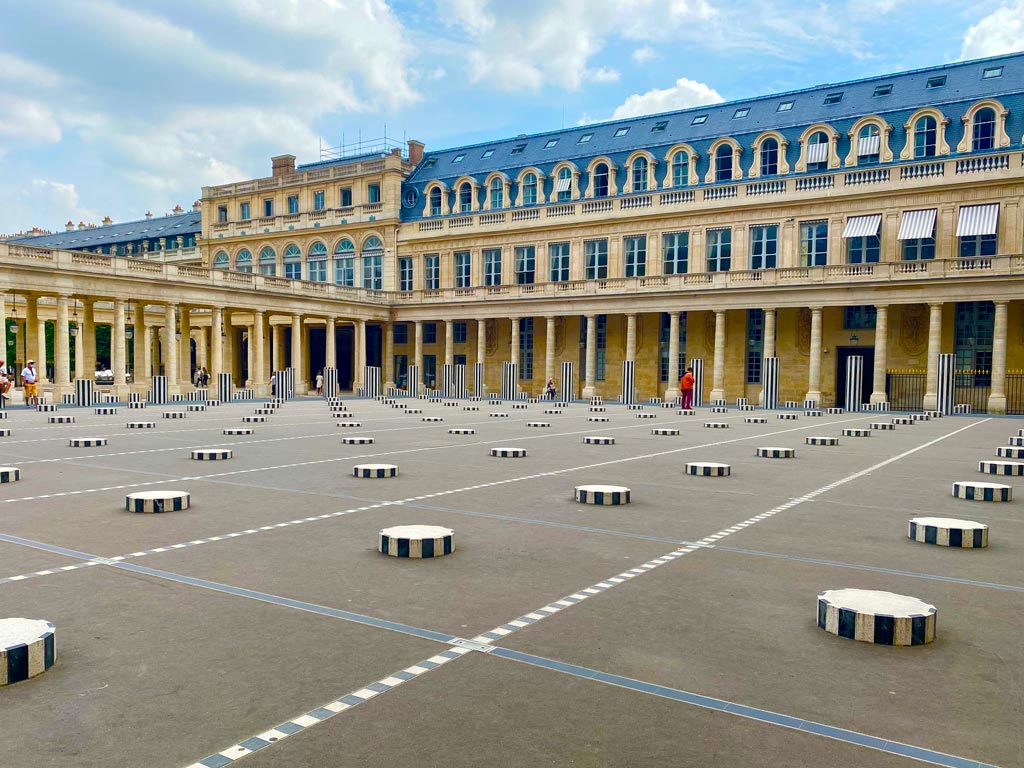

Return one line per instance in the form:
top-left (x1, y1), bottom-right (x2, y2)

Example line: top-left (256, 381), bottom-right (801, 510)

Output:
top-left (125, 306), bottom-right (134, 340)
top-left (174, 308), bottom-right (182, 341)
top-left (849, 334), bottom-right (860, 345)
top-left (70, 300), bottom-right (78, 338)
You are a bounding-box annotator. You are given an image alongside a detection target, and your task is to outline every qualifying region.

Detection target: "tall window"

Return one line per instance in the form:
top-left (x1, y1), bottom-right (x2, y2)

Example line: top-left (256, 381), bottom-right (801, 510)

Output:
top-left (807, 131), bottom-right (829, 171)
top-left (844, 306), bottom-right (877, 329)
top-left (800, 221), bottom-right (828, 266)
top-left (514, 245), bottom-right (535, 284)
top-left (217, 206), bottom-right (228, 223)
top-left (556, 167), bottom-right (572, 202)
top-left (746, 309), bottom-right (764, 384)
top-left (258, 246), bottom-right (276, 276)
top-left (394, 323), bottom-right (408, 344)
top-left (914, 116), bottom-right (937, 158)
top-left (424, 253), bottom-right (440, 290)
top-left (519, 318), bottom-right (534, 380)
top-left (522, 173), bottom-right (538, 205)
top-left (307, 242), bottom-right (328, 282)
top-left (453, 251), bottom-right (470, 288)
top-left (631, 157), bottom-right (648, 191)
top-left (671, 151), bottom-right (689, 187)
top-left (659, 311), bottom-right (687, 382)
top-left (287, 195), bottom-right (299, 214)
top-left (592, 163), bottom-right (609, 197)
top-left (749, 225), bottom-right (778, 269)
top-left (584, 239), bottom-right (608, 279)
top-left (398, 256), bottom-right (413, 291)
top-left (313, 191), bottom-right (325, 211)
top-left (847, 235), bottom-right (880, 264)
top-left (549, 242), bottom-right (570, 282)
top-left (459, 182), bottom-right (473, 213)
top-left (955, 301), bottom-right (994, 377)
top-left (706, 229), bottom-right (731, 272)
top-left (283, 244), bottom-right (301, 280)
top-left (239, 202), bottom-right (251, 221)
top-left (213, 251), bottom-right (229, 269)
top-left (424, 323), bottom-right (437, 344)
top-left (715, 144), bottom-right (733, 182)
top-left (367, 183), bottom-right (381, 204)
top-left (857, 124), bottom-right (880, 165)
top-left (489, 178), bottom-right (504, 209)
top-left (334, 239), bottom-right (355, 286)
top-left (339, 187), bottom-right (352, 207)
top-left (362, 236), bottom-right (383, 290)
top-left (662, 231), bottom-right (689, 274)
top-left (903, 237), bottom-right (935, 260)
top-left (236, 249), bottom-right (252, 273)
top-left (959, 233), bottom-right (997, 258)
top-left (263, 199), bottom-right (273, 217)
top-left (760, 138), bottom-right (779, 176)
top-left (429, 187), bottom-right (443, 216)
top-left (423, 355), bottom-right (436, 388)
top-left (453, 322), bottom-right (467, 344)
top-left (483, 248), bottom-right (502, 286)
top-left (972, 107), bottom-right (996, 151)
top-left (623, 235), bottom-right (646, 278)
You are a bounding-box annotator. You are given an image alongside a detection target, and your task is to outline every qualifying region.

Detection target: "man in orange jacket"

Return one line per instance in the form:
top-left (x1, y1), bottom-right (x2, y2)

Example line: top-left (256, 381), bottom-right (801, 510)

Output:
top-left (680, 367), bottom-right (695, 409)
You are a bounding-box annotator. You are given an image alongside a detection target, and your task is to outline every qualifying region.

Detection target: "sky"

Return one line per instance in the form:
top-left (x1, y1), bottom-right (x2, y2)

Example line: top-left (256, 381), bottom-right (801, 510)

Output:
top-left (1, 0), bottom-right (1023, 235)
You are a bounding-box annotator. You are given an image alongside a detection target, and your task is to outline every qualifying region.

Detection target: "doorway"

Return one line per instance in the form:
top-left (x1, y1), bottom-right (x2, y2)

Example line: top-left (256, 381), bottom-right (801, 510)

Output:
top-left (835, 346), bottom-right (874, 408)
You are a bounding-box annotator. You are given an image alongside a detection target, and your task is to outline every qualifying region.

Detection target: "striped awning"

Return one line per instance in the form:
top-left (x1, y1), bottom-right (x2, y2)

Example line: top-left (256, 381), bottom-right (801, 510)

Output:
top-left (956, 204), bottom-right (999, 237)
top-left (857, 134), bottom-right (881, 156)
top-left (807, 142), bottom-right (829, 164)
top-left (842, 214), bottom-right (882, 239)
top-left (555, 176), bottom-right (572, 193)
top-left (361, 248), bottom-right (385, 257)
top-left (897, 209), bottom-right (936, 240)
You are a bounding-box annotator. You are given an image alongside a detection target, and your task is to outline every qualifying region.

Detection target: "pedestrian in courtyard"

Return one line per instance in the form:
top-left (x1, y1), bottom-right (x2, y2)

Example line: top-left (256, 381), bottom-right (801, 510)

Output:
top-left (680, 366), bottom-right (695, 410)
top-left (315, 370), bottom-right (324, 395)
top-left (21, 360), bottom-right (38, 407)
top-left (545, 378), bottom-right (557, 399)
top-left (200, 367), bottom-right (209, 387)
top-left (0, 360), bottom-right (11, 406)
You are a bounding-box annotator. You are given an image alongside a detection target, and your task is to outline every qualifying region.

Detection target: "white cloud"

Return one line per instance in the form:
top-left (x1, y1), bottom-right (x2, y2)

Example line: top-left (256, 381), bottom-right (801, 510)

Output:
top-left (960, 1), bottom-right (1024, 60)
top-left (0, 99), bottom-right (62, 145)
top-left (632, 46), bottom-right (659, 64)
top-left (610, 77), bottom-right (724, 120)
top-left (0, 54), bottom-right (65, 89)
top-left (588, 67), bottom-right (621, 84)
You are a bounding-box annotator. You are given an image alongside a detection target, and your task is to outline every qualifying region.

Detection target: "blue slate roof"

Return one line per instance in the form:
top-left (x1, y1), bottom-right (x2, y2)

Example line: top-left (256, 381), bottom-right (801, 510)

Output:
top-left (8, 211), bottom-right (200, 250)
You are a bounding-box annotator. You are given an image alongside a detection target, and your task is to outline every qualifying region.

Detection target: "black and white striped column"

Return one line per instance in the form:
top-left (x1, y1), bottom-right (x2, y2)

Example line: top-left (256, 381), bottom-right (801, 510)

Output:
top-left (817, 588), bottom-right (936, 646)
top-left (378, 525), bottom-right (454, 558)
top-left (453, 364), bottom-right (467, 399)
top-left (937, 353), bottom-right (955, 415)
top-left (560, 361), bottom-right (575, 402)
top-left (149, 376), bottom-right (168, 405)
top-left (0, 618), bottom-right (56, 686)
top-left (844, 356), bottom-right (863, 413)
top-left (762, 357), bottom-right (779, 410)
top-left (501, 362), bottom-right (517, 402)
top-left (690, 358), bottom-right (705, 407)
top-left (74, 379), bottom-right (96, 408)
top-left (272, 370), bottom-right (287, 402)
top-left (472, 362), bottom-right (483, 398)
top-left (407, 364), bottom-right (419, 397)
top-left (285, 367), bottom-right (295, 399)
top-left (441, 364), bottom-right (454, 399)
top-left (620, 360), bottom-right (635, 405)
top-left (322, 367), bottom-right (338, 399)
top-left (217, 372), bottom-right (233, 404)
top-left (364, 366), bottom-right (382, 399)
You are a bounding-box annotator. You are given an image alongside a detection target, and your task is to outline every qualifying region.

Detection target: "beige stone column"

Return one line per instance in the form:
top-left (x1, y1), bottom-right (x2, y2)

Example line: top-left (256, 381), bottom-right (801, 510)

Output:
top-left (870, 305), bottom-right (889, 404)
top-left (210, 308), bottom-right (223, 394)
top-left (987, 300), bottom-right (1009, 414)
top-left (445, 320), bottom-right (454, 367)
top-left (271, 323), bottom-right (283, 372)
top-left (758, 308), bottom-right (776, 406)
top-left (178, 305), bottom-right (191, 385)
top-left (164, 304), bottom-right (178, 388)
top-left (354, 319), bottom-right (366, 390)
top-left (54, 295), bottom-right (71, 398)
top-left (415, 320), bottom-right (424, 391)
top-left (72, 301), bottom-right (84, 381)
top-left (254, 311), bottom-right (266, 395)
top-left (665, 311), bottom-right (681, 401)
top-left (325, 317), bottom-right (337, 369)
top-left (625, 313), bottom-right (637, 361)
top-left (291, 314), bottom-right (307, 393)
top-left (710, 309), bottom-right (727, 402)
top-left (922, 302), bottom-right (942, 411)
top-left (476, 318), bottom-right (486, 395)
top-left (24, 295), bottom-right (39, 368)
top-left (384, 321), bottom-right (395, 390)
top-left (0, 298), bottom-right (6, 371)
top-left (112, 299), bottom-right (127, 395)
top-left (197, 327), bottom-right (208, 370)
top-left (82, 300), bottom-right (96, 374)
top-left (133, 303), bottom-right (147, 385)
top-left (37, 318), bottom-right (48, 383)
top-left (545, 316), bottom-right (556, 386)
top-left (510, 317), bottom-right (520, 367)
top-left (582, 314), bottom-right (597, 399)
top-left (805, 306), bottom-right (823, 404)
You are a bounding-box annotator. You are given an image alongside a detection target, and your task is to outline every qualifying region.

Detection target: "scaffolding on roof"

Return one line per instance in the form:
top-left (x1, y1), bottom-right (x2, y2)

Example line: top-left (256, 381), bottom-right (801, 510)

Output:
top-left (319, 128), bottom-right (406, 161)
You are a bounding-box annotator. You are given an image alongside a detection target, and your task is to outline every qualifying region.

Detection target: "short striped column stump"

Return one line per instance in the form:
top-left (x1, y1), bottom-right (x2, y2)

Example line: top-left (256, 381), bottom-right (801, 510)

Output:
top-left (379, 525), bottom-right (454, 559)
top-left (757, 447), bottom-right (795, 459)
top-left (0, 468), bottom-right (21, 484)
top-left (738, 404), bottom-right (755, 412)
top-left (704, 422), bottom-right (729, 429)
top-left (842, 428), bottom-right (871, 437)
top-left (93, 407), bottom-right (117, 415)
top-left (677, 409), bottom-right (695, 416)
top-left (126, 421), bottom-right (155, 429)
top-left (744, 416), bottom-right (768, 424)
top-left (710, 406), bottom-right (728, 414)
top-left (685, 462), bottom-right (731, 477)
top-left (588, 416), bottom-right (610, 422)
top-left (574, 485), bottom-right (630, 505)
top-left (892, 417), bottom-right (914, 425)
top-left (996, 446), bottom-right (1024, 459)
top-left (341, 436), bottom-right (375, 445)
top-left (826, 407), bottom-right (845, 414)
top-left (490, 447), bottom-right (527, 458)
top-left (911, 413), bottom-right (930, 421)
top-left (422, 416), bottom-right (444, 422)
top-left (1007, 436), bottom-right (1024, 447)
top-left (444, 401), bottom-right (458, 407)
top-left (223, 428), bottom-right (253, 435)
top-left (978, 460), bottom-right (1024, 476)
top-left (336, 413), bottom-right (356, 420)
top-left (126, 490), bottom-right (190, 513)
top-left (0, 619), bottom-right (56, 686)
top-left (924, 410), bottom-right (942, 418)
top-left (243, 416), bottom-right (267, 423)
top-left (952, 481), bottom-right (1011, 502)
top-left (777, 413), bottom-right (798, 420)
top-left (128, 401), bottom-right (147, 409)
top-left (336, 421), bottom-right (363, 428)
top-left (805, 410), bottom-right (824, 417)
top-left (191, 448), bottom-right (232, 461)
top-left (330, 406), bottom-right (349, 413)
top-left (543, 409), bottom-right (562, 415)
top-left (817, 589), bottom-right (936, 646)
top-left (0, 429), bottom-right (10, 437)
top-left (163, 411), bottom-right (186, 420)
top-left (405, 409), bottom-right (423, 415)
top-left (448, 428), bottom-right (475, 435)
top-left (1018, 428), bottom-right (1024, 437)
top-left (871, 422), bottom-right (895, 430)
top-left (806, 436), bottom-right (839, 446)
top-left (353, 463), bottom-right (398, 478)
top-left (636, 412), bottom-right (657, 419)
top-left (583, 436), bottom-right (615, 445)
top-left (909, 517), bottom-right (988, 548)
top-left (627, 404), bottom-right (644, 411)
top-left (0, 413), bottom-right (8, 420)
top-left (463, 406), bottom-right (480, 411)
top-left (429, 397), bottom-right (442, 403)
top-left (37, 404), bottom-right (56, 412)
top-left (526, 422), bottom-right (550, 428)
top-left (651, 428), bottom-right (679, 436)
top-left (69, 437), bottom-right (107, 448)
top-left (489, 412), bottom-right (509, 418)
top-left (589, 406), bottom-right (606, 413)
top-left (204, 400), bottom-right (219, 407)
top-left (48, 416), bottom-right (75, 424)
top-left (513, 403), bottom-right (529, 410)
top-left (381, 398), bottom-right (396, 405)
top-left (186, 404), bottom-right (207, 412)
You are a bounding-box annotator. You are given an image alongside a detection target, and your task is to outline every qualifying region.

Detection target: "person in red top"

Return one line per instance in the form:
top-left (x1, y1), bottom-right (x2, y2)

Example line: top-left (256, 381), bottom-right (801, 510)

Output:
top-left (680, 367), bottom-right (695, 410)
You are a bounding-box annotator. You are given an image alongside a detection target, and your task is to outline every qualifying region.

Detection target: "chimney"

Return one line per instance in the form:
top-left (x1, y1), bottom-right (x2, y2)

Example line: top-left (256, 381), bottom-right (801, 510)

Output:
top-left (192, 200), bottom-right (201, 212)
top-left (407, 140), bottom-right (425, 164)
top-left (145, 211), bottom-right (153, 220)
top-left (102, 216), bottom-right (113, 226)
top-left (271, 154), bottom-right (296, 177)
top-left (390, 147), bottom-right (402, 157)
top-left (77, 221), bottom-right (86, 230)
top-left (66, 220), bottom-right (74, 231)
top-left (172, 204), bottom-right (184, 214)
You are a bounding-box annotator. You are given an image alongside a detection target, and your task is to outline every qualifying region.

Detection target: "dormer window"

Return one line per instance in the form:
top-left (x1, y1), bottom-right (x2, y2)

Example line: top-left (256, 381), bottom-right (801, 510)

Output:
top-left (926, 75), bottom-right (946, 89)
top-left (823, 92), bottom-right (843, 105)
top-left (733, 108), bottom-right (749, 119)
top-left (873, 84), bottom-right (893, 96)
top-left (481, 149), bottom-right (494, 158)
top-left (511, 143), bottom-right (526, 155)
top-left (452, 153), bottom-right (465, 164)
top-left (777, 101), bottom-right (794, 112)
top-left (578, 133), bottom-right (593, 144)
top-left (982, 66), bottom-right (1003, 79)
top-left (613, 127), bottom-right (630, 137)
top-left (651, 121), bottom-right (668, 132)
top-left (691, 115), bottom-right (708, 125)
top-left (543, 138), bottom-right (559, 149)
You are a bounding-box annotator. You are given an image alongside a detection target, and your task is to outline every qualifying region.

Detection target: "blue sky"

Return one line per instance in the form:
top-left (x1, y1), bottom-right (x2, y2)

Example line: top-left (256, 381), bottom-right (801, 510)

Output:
top-left (1, 0), bottom-right (1022, 235)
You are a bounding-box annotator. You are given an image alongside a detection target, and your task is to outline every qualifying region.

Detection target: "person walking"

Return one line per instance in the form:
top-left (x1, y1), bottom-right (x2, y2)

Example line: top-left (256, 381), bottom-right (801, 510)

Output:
top-left (545, 378), bottom-right (557, 400)
top-left (0, 360), bottom-right (11, 407)
top-left (200, 367), bottom-right (209, 387)
top-left (21, 360), bottom-right (38, 407)
top-left (680, 366), bottom-right (695, 410)
top-left (315, 370), bottom-right (324, 396)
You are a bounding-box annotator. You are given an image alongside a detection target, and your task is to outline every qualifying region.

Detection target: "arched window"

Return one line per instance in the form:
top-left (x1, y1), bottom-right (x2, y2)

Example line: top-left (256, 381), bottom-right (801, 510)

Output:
top-left (593, 163), bottom-right (609, 197)
top-left (362, 236), bottom-right (383, 252)
top-left (213, 251), bottom-right (229, 269)
top-left (307, 241), bottom-right (328, 282)
top-left (361, 236), bottom-right (384, 290)
top-left (759, 138), bottom-right (779, 176)
top-left (714, 144), bottom-right (733, 182)
top-left (235, 249), bottom-right (252, 273)
top-left (283, 244), bottom-right (301, 280)
top-left (914, 116), bottom-right (936, 158)
top-left (972, 107), bottom-right (996, 151)
top-left (807, 131), bottom-right (829, 171)
top-left (857, 124), bottom-right (880, 165)
top-left (429, 186), bottom-right (442, 216)
top-left (631, 157), bottom-right (648, 191)
top-left (333, 238), bottom-right (355, 286)
top-left (522, 172), bottom-right (538, 205)
top-left (458, 182), bottom-right (473, 213)
top-left (671, 152), bottom-right (689, 187)
top-left (258, 246), bottom-right (276, 276)
top-left (556, 167), bottom-right (572, 202)
top-left (490, 178), bottom-right (504, 209)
